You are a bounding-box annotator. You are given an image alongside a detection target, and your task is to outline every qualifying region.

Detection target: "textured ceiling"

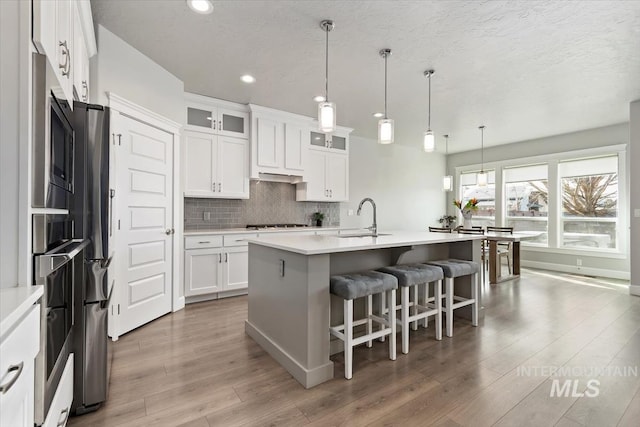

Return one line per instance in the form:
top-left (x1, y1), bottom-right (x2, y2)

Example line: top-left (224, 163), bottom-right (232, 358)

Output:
top-left (91, 0), bottom-right (640, 152)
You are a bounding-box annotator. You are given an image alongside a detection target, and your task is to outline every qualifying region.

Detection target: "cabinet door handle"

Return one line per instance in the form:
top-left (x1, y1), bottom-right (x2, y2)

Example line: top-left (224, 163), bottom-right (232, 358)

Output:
top-left (0, 362), bottom-right (24, 394)
top-left (82, 81), bottom-right (88, 101)
top-left (59, 41), bottom-right (70, 76)
top-left (219, 253), bottom-right (222, 263)
top-left (218, 120), bottom-right (222, 131)
top-left (57, 408), bottom-right (69, 427)
top-left (330, 189), bottom-right (333, 197)
top-left (212, 119), bottom-right (216, 130)
top-left (225, 253), bottom-right (228, 263)
top-left (218, 183), bottom-right (221, 192)
top-left (212, 182), bottom-right (216, 192)
top-left (325, 189), bottom-right (328, 197)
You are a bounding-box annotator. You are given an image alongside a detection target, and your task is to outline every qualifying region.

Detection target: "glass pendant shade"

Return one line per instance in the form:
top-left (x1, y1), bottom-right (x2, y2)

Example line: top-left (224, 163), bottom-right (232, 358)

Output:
top-left (378, 119), bottom-right (394, 144)
top-left (318, 101), bottom-right (336, 133)
top-left (423, 130), bottom-right (435, 152)
top-left (477, 171), bottom-right (488, 187)
top-left (443, 175), bottom-right (453, 192)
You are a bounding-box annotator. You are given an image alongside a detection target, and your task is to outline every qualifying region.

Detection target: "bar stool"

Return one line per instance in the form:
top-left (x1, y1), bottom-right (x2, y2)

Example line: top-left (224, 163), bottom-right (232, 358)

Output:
top-left (377, 264), bottom-right (444, 353)
top-left (424, 259), bottom-right (479, 337)
top-left (329, 271), bottom-right (398, 379)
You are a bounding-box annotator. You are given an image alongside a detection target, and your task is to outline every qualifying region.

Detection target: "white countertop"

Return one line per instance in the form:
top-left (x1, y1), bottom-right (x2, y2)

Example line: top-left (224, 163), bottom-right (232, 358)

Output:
top-left (246, 230), bottom-right (484, 255)
top-left (183, 226), bottom-right (357, 236)
top-left (0, 285), bottom-right (44, 338)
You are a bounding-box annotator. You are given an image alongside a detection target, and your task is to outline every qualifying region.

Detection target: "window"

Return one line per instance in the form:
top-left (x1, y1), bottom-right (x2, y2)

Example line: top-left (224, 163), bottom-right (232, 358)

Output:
top-left (559, 156), bottom-right (618, 250)
top-left (504, 164), bottom-right (549, 245)
top-left (459, 170), bottom-right (495, 228)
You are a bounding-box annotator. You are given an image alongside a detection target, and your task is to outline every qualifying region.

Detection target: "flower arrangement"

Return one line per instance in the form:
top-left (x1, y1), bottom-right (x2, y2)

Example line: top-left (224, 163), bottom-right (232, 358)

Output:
top-left (453, 198), bottom-right (479, 213)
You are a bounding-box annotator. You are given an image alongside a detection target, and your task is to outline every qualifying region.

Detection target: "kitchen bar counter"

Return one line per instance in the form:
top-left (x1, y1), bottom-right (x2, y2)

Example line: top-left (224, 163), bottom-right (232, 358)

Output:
top-left (244, 231), bottom-right (482, 388)
top-left (183, 226), bottom-right (356, 236)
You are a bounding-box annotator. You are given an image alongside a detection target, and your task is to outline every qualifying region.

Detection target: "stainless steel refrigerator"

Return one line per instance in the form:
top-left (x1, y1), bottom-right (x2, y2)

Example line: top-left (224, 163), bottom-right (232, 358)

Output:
top-left (71, 101), bottom-right (114, 415)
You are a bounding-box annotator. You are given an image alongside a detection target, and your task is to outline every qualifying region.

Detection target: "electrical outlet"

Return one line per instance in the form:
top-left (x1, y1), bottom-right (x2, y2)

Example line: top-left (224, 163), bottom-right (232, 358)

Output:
top-left (576, 258), bottom-right (582, 266)
top-left (204, 212), bottom-right (211, 221)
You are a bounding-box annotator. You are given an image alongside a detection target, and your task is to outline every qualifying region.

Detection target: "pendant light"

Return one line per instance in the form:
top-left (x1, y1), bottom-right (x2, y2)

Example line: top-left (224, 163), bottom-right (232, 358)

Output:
top-left (423, 70), bottom-right (435, 152)
top-left (318, 20), bottom-right (336, 133)
top-left (378, 49), bottom-right (394, 144)
top-left (442, 134), bottom-right (453, 191)
top-left (477, 125), bottom-right (488, 187)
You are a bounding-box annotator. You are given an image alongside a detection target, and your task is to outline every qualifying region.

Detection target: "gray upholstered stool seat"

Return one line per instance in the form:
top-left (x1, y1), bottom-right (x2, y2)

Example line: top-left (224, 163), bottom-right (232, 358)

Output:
top-left (378, 264), bottom-right (444, 352)
top-left (329, 271), bottom-right (397, 379)
top-left (330, 271), bottom-right (398, 300)
top-left (424, 259), bottom-right (480, 337)
top-left (377, 264), bottom-right (444, 287)
top-left (424, 259), bottom-right (478, 278)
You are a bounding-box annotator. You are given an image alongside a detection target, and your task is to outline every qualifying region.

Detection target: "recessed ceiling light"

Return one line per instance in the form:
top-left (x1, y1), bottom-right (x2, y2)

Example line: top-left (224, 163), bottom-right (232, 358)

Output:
top-left (372, 112), bottom-right (384, 118)
top-left (313, 95), bottom-right (326, 102)
top-left (187, 0), bottom-right (213, 14)
top-left (240, 74), bottom-right (256, 84)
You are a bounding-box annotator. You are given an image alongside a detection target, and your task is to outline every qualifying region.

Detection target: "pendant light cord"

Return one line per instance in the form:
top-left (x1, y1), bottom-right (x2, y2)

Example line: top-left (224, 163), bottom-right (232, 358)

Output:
top-left (428, 73), bottom-right (432, 130)
top-left (384, 54), bottom-right (388, 119)
top-left (480, 126), bottom-right (485, 172)
top-left (325, 27), bottom-right (329, 102)
top-left (444, 134), bottom-right (449, 175)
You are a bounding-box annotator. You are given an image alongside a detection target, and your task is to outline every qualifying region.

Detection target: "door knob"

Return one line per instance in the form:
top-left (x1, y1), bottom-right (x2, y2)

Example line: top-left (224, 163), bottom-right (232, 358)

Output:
top-left (165, 229), bottom-right (175, 235)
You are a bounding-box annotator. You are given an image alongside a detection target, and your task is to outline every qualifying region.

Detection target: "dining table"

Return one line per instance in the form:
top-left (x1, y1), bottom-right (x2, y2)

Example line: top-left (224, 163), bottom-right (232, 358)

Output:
top-left (483, 231), bottom-right (540, 284)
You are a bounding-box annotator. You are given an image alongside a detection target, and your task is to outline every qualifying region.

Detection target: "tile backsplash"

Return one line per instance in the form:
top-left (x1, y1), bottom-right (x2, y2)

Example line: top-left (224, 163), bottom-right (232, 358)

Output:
top-left (184, 181), bottom-right (340, 230)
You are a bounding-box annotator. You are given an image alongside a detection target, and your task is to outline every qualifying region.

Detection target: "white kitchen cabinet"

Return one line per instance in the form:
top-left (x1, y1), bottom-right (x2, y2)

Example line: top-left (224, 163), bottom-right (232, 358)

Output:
top-left (72, 2), bottom-right (89, 102)
top-left (42, 354), bottom-right (73, 427)
top-left (309, 129), bottom-right (348, 152)
top-left (185, 93), bottom-right (249, 139)
top-left (184, 248), bottom-right (224, 295)
top-left (184, 235), bottom-right (252, 298)
top-left (33, 0), bottom-right (74, 103)
top-left (0, 304), bottom-right (40, 427)
top-left (296, 149), bottom-right (349, 202)
top-left (249, 105), bottom-right (312, 180)
top-left (183, 130), bottom-right (249, 199)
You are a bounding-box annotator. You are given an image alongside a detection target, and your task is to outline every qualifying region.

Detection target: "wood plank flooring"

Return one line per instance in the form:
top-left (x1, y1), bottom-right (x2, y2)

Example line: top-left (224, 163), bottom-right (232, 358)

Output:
top-left (69, 269), bottom-right (640, 427)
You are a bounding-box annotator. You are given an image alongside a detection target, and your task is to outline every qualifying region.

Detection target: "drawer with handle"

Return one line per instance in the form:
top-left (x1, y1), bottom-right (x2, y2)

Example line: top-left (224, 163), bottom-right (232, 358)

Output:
top-left (42, 353), bottom-right (73, 427)
top-left (223, 233), bottom-right (258, 247)
top-left (185, 235), bottom-right (223, 249)
top-left (0, 304), bottom-right (39, 393)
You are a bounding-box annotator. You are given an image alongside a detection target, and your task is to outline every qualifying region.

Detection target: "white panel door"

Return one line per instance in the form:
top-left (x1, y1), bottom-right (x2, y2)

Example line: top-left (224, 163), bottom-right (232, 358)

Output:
top-left (116, 115), bottom-right (173, 336)
top-left (284, 124), bottom-right (306, 172)
top-left (184, 248), bottom-right (223, 296)
top-left (256, 117), bottom-right (281, 168)
top-left (223, 247), bottom-right (248, 291)
top-left (218, 136), bottom-right (248, 198)
top-left (184, 131), bottom-right (215, 197)
top-left (306, 150), bottom-right (328, 201)
top-left (327, 153), bottom-right (349, 201)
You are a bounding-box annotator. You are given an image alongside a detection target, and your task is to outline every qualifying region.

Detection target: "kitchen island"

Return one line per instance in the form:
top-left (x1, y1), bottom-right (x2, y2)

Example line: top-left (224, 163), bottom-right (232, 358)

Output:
top-left (244, 231), bottom-right (483, 388)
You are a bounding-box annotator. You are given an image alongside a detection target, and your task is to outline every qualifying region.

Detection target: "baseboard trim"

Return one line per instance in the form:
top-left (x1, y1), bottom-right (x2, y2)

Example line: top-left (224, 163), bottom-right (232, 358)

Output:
top-left (521, 260), bottom-right (630, 281)
top-left (630, 285), bottom-right (640, 296)
top-left (245, 320), bottom-right (334, 388)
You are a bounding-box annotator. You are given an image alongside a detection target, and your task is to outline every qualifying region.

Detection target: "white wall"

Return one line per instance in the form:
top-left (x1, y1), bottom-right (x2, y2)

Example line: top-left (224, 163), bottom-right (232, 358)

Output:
top-left (91, 25), bottom-right (184, 124)
top-left (447, 123), bottom-right (630, 279)
top-left (340, 135), bottom-right (446, 231)
top-left (630, 101), bottom-right (640, 295)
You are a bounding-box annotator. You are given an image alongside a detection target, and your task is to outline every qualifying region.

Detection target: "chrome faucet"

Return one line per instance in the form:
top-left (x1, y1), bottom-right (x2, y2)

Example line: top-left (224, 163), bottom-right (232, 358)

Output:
top-left (357, 197), bottom-right (377, 236)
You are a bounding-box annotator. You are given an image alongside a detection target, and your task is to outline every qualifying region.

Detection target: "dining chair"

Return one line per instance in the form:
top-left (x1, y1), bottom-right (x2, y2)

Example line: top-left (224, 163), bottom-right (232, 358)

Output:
top-left (486, 226), bottom-right (513, 275)
top-left (429, 226), bottom-right (452, 233)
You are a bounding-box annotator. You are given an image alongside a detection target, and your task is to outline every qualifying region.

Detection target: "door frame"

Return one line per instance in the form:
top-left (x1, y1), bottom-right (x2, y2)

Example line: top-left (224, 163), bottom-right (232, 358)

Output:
top-left (107, 93), bottom-right (184, 339)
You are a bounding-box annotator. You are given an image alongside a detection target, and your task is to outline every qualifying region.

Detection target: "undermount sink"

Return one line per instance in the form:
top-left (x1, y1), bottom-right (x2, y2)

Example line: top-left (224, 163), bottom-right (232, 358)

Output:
top-left (338, 233), bottom-right (391, 238)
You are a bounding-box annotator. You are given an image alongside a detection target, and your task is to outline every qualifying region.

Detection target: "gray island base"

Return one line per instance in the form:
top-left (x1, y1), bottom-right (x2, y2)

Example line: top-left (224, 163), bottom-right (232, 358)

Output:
top-left (244, 231), bottom-right (483, 388)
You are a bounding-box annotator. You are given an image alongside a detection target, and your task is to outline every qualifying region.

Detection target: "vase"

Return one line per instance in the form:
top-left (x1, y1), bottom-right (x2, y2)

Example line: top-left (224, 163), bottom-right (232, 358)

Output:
top-left (462, 211), bottom-right (473, 229)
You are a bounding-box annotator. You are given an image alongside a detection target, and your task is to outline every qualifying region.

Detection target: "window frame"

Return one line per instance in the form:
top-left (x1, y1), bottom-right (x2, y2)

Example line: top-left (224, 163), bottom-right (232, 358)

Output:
top-left (454, 144), bottom-right (627, 257)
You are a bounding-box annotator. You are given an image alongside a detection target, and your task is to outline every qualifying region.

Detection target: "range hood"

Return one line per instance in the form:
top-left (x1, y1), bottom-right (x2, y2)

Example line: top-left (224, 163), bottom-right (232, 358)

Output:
top-left (251, 173), bottom-right (305, 184)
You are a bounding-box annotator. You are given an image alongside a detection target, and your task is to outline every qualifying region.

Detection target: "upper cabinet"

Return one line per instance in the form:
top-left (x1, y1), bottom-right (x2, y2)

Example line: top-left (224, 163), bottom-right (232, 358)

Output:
top-left (310, 130), bottom-right (348, 152)
top-left (185, 93), bottom-right (249, 139)
top-left (33, 0), bottom-right (97, 104)
top-left (183, 130), bottom-right (249, 199)
top-left (249, 105), bottom-right (313, 181)
top-left (296, 124), bottom-right (352, 202)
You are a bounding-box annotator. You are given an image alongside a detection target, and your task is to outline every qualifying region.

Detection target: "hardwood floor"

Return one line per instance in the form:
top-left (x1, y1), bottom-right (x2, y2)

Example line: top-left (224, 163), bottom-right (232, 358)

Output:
top-left (69, 269), bottom-right (640, 427)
